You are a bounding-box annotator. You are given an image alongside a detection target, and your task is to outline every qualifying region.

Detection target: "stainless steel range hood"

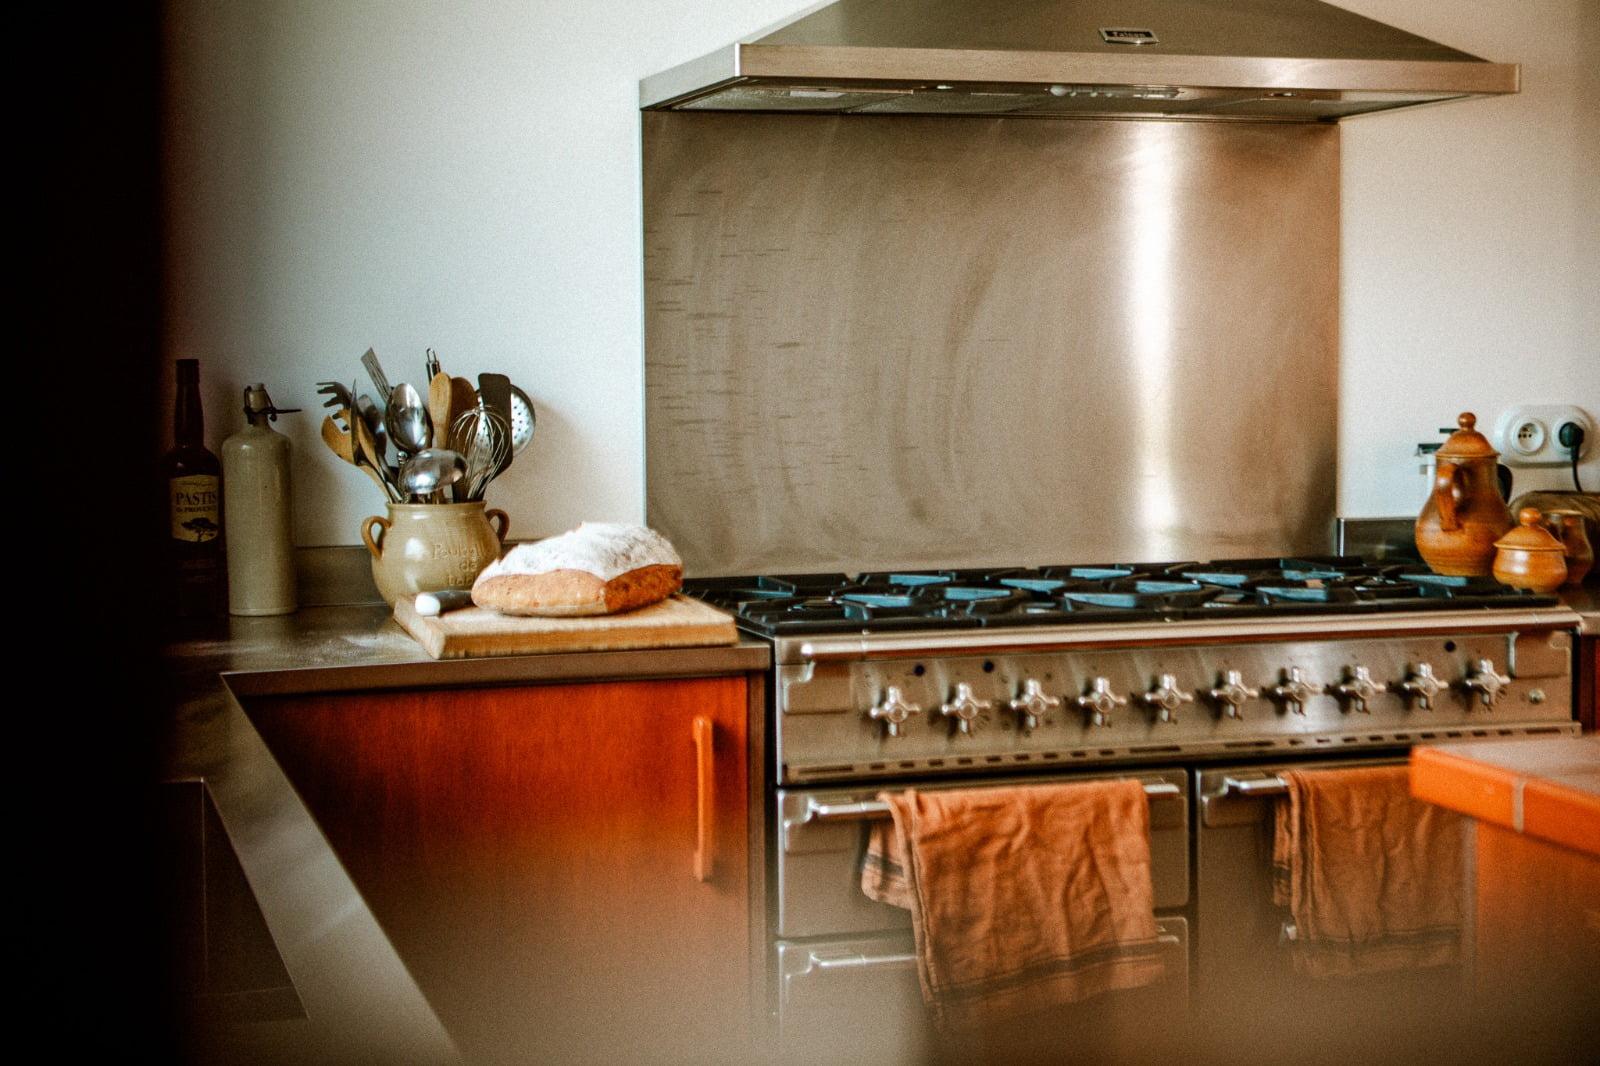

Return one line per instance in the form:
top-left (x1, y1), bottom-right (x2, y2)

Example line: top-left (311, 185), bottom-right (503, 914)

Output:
top-left (641, 0), bottom-right (1518, 121)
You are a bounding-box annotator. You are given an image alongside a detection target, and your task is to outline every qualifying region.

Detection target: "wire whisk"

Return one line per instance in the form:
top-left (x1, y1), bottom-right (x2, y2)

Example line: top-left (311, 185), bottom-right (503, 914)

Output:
top-left (449, 404), bottom-right (510, 501)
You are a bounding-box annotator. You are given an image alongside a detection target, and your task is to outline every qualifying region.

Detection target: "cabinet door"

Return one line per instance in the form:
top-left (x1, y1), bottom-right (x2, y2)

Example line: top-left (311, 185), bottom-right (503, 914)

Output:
top-left (247, 676), bottom-right (751, 1065)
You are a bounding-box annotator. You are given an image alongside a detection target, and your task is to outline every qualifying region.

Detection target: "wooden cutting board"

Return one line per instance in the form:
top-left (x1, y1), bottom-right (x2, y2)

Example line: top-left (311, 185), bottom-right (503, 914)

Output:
top-left (394, 593), bottom-right (739, 660)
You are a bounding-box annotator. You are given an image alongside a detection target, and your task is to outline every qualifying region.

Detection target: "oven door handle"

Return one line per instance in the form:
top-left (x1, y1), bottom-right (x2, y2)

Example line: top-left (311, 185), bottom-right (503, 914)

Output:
top-left (1217, 774), bottom-right (1291, 798)
top-left (802, 780), bottom-right (1182, 825)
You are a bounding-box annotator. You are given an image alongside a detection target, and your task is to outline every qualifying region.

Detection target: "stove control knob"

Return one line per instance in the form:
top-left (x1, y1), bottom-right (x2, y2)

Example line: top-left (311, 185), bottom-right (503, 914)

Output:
top-left (1074, 677), bottom-right (1126, 728)
top-left (1207, 670), bottom-right (1259, 720)
top-left (869, 686), bottom-right (922, 738)
top-left (1137, 674), bottom-right (1194, 723)
top-left (1008, 679), bottom-right (1061, 731)
top-left (1331, 666), bottom-right (1386, 714)
top-left (940, 682), bottom-right (992, 735)
top-left (1398, 663), bottom-right (1444, 710)
top-left (1268, 667), bottom-right (1318, 716)
top-left (1463, 658), bottom-right (1511, 710)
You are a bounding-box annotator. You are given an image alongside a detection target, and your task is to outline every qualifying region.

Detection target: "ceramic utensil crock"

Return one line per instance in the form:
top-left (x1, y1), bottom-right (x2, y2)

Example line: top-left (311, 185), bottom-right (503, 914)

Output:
top-left (1491, 508), bottom-right (1567, 593)
top-left (363, 501), bottom-right (509, 606)
top-left (1416, 413), bottom-right (1514, 577)
top-left (1543, 510), bottom-right (1593, 586)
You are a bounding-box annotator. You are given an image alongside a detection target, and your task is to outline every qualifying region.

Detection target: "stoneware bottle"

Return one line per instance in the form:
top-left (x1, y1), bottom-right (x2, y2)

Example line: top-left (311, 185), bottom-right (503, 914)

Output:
top-left (1544, 510), bottom-right (1594, 586)
top-left (222, 384), bottom-right (298, 616)
top-left (363, 502), bottom-right (509, 606)
top-left (1416, 413), bottom-right (1514, 577)
top-left (1491, 508), bottom-right (1567, 593)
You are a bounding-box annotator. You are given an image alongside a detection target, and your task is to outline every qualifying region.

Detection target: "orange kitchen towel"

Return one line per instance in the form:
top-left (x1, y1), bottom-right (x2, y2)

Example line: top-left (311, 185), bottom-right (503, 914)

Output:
top-left (1271, 765), bottom-right (1464, 978)
top-left (861, 780), bottom-right (1165, 1032)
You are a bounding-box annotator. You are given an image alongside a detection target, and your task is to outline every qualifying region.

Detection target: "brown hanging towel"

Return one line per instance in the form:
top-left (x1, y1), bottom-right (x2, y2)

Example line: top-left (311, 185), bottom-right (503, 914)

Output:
top-left (1272, 764), bottom-right (1464, 978)
top-left (862, 779), bottom-right (1165, 1032)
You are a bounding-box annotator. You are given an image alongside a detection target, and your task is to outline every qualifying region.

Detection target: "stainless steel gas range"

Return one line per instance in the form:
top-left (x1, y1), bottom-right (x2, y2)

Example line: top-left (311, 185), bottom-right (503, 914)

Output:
top-left (685, 557), bottom-right (1582, 1061)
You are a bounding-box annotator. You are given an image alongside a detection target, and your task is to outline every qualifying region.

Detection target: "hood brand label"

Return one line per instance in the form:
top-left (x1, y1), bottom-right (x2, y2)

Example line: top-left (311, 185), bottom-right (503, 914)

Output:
top-left (1100, 27), bottom-right (1159, 45)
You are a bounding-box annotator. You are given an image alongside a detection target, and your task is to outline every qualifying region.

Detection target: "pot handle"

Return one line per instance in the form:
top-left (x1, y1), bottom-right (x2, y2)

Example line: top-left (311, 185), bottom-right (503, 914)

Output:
top-left (1432, 465), bottom-right (1461, 533)
top-left (362, 515), bottom-right (391, 560)
top-left (486, 508), bottom-right (510, 544)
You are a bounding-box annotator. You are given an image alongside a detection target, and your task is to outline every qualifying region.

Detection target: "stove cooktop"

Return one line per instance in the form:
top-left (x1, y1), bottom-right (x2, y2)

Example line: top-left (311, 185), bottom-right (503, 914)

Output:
top-left (683, 556), bottom-right (1562, 637)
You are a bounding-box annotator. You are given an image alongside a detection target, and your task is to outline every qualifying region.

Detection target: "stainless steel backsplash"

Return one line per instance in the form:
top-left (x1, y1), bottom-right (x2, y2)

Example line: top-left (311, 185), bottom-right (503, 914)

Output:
top-left (644, 112), bottom-right (1339, 576)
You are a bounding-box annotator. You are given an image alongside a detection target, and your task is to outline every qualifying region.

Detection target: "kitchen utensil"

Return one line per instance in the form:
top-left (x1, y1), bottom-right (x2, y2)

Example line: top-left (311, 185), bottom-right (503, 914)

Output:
top-left (1415, 413), bottom-right (1514, 577)
top-left (477, 373), bottom-right (514, 477)
top-left (322, 412), bottom-right (398, 502)
top-left (394, 593), bottom-right (735, 660)
top-left (352, 388), bottom-right (396, 475)
top-left (450, 405), bottom-right (510, 501)
top-left (360, 348), bottom-right (392, 401)
top-left (1491, 508), bottom-right (1567, 592)
top-left (362, 501), bottom-right (508, 605)
top-left (315, 380), bottom-right (353, 411)
top-left (447, 377), bottom-right (478, 453)
top-left (507, 385), bottom-right (536, 455)
top-left (387, 382), bottom-right (433, 456)
top-left (471, 381), bottom-right (536, 456)
top-left (415, 588), bottom-right (476, 617)
top-left (350, 406), bottom-right (404, 502)
top-left (398, 448), bottom-right (467, 501)
top-left (1543, 510), bottom-right (1594, 585)
top-left (425, 347), bottom-right (442, 381)
top-left (427, 372), bottom-right (453, 443)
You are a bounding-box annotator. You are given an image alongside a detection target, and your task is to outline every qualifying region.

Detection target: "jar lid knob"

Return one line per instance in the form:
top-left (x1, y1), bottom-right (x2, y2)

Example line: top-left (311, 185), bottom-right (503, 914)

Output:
top-left (1458, 412), bottom-right (1476, 431)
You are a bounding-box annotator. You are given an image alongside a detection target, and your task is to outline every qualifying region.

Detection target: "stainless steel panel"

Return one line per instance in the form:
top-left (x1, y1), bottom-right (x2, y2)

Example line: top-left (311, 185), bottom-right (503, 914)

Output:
top-left (774, 768), bottom-right (1188, 937)
top-left (644, 112), bottom-right (1339, 576)
top-left (773, 917), bottom-right (1188, 1064)
top-left (774, 630), bottom-right (1576, 783)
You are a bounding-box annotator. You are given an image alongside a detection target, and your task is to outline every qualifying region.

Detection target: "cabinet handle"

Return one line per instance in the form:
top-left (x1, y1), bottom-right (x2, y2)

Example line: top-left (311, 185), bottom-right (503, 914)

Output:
top-left (692, 716), bottom-right (714, 882)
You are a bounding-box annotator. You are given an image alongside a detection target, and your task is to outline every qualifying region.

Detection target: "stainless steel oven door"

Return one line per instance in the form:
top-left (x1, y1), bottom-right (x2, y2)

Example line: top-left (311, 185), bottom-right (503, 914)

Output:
top-left (775, 768), bottom-right (1189, 938)
top-left (1195, 756), bottom-right (1465, 1011)
top-left (773, 917), bottom-right (1188, 1064)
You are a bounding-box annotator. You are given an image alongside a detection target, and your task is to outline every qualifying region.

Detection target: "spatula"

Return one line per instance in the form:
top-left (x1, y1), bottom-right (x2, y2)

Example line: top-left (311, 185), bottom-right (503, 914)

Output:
top-left (477, 373), bottom-right (514, 479)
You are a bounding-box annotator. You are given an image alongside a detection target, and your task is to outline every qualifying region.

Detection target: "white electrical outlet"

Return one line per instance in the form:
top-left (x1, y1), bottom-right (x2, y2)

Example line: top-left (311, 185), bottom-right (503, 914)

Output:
top-left (1492, 405), bottom-right (1593, 466)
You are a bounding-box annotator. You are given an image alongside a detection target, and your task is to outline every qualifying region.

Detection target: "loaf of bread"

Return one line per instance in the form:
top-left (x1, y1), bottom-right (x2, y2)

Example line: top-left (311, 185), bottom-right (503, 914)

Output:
top-left (471, 522), bottom-right (683, 616)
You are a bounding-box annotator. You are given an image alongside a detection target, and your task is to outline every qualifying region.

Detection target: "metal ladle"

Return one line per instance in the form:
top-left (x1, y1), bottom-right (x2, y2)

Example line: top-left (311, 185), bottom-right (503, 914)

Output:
top-left (387, 382), bottom-right (433, 457)
top-left (398, 448), bottom-right (467, 502)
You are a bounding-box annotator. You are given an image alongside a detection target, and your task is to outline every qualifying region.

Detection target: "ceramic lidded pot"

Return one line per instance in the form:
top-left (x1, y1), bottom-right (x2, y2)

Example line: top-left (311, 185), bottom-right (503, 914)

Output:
top-left (1543, 510), bottom-right (1594, 586)
top-left (362, 501), bottom-right (510, 606)
top-left (1415, 413), bottom-right (1514, 577)
top-left (1492, 508), bottom-right (1568, 593)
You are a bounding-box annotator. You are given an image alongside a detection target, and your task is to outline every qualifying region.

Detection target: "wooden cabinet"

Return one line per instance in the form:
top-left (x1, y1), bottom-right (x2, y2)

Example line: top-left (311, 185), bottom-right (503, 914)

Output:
top-left (247, 675), bottom-right (756, 1065)
top-left (1579, 634), bottom-right (1597, 732)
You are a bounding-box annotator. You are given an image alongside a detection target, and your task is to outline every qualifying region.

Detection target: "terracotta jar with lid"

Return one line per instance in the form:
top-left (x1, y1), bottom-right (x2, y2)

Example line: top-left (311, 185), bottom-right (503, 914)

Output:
top-left (1415, 412), bottom-right (1514, 577)
top-left (1543, 510), bottom-right (1593, 586)
top-left (1492, 508), bottom-right (1568, 592)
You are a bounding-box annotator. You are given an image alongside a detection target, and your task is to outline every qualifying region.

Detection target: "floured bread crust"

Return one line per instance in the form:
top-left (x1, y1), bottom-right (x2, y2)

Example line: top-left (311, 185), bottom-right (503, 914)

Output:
top-left (472, 523), bottom-right (683, 616)
top-left (473, 563), bottom-right (682, 617)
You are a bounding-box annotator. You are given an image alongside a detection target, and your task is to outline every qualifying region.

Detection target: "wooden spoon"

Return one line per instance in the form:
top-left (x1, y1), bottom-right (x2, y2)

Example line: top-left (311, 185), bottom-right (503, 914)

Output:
top-left (351, 412), bottom-right (401, 502)
top-left (448, 376), bottom-right (478, 435)
top-left (428, 371), bottom-right (453, 444)
top-left (323, 412), bottom-right (395, 500)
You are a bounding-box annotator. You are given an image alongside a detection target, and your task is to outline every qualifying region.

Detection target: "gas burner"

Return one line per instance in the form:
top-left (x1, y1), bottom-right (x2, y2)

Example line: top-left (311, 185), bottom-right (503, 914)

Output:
top-left (684, 556), bottom-right (1561, 637)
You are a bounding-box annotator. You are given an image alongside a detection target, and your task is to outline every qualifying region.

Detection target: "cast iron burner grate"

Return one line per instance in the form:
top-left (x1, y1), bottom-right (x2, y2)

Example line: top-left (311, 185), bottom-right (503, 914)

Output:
top-left (682, 556), bottom-right (1561, 637)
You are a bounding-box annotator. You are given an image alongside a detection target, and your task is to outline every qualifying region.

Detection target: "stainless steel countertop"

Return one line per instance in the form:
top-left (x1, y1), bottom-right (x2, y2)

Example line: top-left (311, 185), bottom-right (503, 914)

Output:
top-left (164, 606), bottom-right (769, 1063)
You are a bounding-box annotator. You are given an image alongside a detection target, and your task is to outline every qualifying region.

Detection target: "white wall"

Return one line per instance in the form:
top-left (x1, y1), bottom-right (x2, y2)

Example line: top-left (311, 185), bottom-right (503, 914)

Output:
top-left (164, 0), bottom-right (1599, 547)
top-left (1337, 0), bottom-right (1599, 515)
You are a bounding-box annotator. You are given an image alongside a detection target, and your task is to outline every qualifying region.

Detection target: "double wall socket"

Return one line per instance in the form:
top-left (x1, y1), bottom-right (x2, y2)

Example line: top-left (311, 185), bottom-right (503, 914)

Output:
top-left (1492, 405), bottom-right (1593, 466)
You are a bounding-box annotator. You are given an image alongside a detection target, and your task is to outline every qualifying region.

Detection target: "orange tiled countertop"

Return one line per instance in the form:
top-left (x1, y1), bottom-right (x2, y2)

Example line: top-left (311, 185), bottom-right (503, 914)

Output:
top-left (1410, 736), bottom-right (1600, 857)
